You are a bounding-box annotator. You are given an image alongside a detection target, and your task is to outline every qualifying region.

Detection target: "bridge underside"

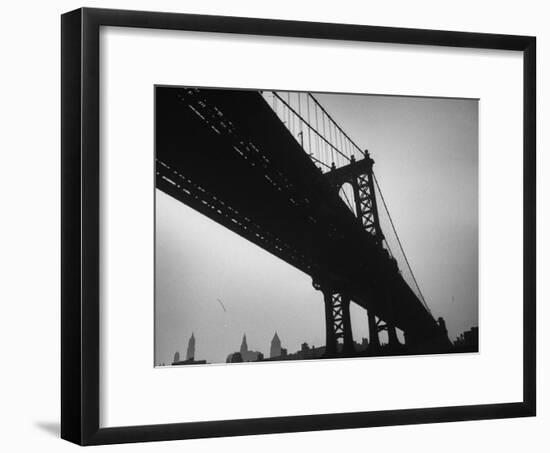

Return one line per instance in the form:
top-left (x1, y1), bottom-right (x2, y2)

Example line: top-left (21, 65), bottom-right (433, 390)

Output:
top-left (156, 87), bottom-right (450, 353)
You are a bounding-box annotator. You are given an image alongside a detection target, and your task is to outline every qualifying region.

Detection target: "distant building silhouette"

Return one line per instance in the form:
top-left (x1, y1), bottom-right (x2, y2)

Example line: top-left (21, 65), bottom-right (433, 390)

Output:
top-left (454, 326), bottom-right (479, 352)
top-left (240, 334), bottom-right (248, 356)
top-left (283, 343), bottom-right (324, 361)
top-left (226, 334), bottom-right (264, 363)
top-left (262, 340), bottom-right (324, 361)
top-left (186, 332), bottom-right (195, 360)
top-left (270, 332), bottom-right (282, 358)
top-left (229, 352), bottom-right (243, 363)
top-left (172, 333), bottom-right (206, 366)
top-left (437, 317), bottom-right (449, 339)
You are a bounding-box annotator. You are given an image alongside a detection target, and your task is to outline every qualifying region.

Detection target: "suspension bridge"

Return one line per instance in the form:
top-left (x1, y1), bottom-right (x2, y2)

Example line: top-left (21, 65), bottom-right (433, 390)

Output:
top-left (156, 86), bottom-right (452, 356)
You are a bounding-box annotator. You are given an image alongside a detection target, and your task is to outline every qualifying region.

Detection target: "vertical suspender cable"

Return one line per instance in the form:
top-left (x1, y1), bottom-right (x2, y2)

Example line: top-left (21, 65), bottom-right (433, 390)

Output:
top-left (307, 94), bottom-right (312, 155)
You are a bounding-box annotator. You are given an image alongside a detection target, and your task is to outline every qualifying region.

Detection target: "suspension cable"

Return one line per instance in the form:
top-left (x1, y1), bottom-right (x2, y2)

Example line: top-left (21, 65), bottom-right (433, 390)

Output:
top-left (272, 92), bottom-right (351, 164)
top-left (308, 93), bottom-right (364, 156)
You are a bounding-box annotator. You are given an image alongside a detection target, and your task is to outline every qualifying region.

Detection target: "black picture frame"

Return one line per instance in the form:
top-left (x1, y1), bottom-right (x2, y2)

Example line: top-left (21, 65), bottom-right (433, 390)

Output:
top-left (61, 7), bottom-right (536, 446)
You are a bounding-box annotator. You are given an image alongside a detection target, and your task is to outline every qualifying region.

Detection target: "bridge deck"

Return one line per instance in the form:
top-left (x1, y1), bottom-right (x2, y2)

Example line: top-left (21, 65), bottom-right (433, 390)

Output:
top-left (156, 87), bottom-right (445, 348)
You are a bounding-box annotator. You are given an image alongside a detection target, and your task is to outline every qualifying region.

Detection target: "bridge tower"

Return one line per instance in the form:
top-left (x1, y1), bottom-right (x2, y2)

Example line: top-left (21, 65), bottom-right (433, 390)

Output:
top-left (324, 151), bottom-right (401, 352)
top-left (313, 282), bottom-right (355, 356)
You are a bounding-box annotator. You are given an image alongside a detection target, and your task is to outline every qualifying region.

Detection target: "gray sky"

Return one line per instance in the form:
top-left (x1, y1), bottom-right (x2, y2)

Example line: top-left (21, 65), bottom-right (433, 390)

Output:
top-left (155, 92), bottom-right (478, 366)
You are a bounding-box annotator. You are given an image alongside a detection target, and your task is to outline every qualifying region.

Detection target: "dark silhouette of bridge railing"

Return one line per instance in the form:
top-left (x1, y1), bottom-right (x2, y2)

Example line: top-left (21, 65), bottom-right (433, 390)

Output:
top-left (156, 86), bottom-right (451, 356)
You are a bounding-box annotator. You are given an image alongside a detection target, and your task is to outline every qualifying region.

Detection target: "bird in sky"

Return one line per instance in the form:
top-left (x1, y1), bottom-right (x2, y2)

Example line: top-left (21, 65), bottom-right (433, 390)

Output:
top-left (216, 298), bottom-right (227, 312)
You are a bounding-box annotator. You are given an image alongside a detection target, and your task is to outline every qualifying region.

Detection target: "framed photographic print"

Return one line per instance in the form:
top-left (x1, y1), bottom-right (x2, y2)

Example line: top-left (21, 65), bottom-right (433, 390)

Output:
top-left (61, 7), bottom-right (536, 446)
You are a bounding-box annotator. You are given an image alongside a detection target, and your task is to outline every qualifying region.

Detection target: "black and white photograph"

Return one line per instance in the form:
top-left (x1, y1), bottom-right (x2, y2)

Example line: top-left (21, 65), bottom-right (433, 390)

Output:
top-left (155, 87), bottom-right (479, 367)
top-left (0, 0), bottom-right (542, 450)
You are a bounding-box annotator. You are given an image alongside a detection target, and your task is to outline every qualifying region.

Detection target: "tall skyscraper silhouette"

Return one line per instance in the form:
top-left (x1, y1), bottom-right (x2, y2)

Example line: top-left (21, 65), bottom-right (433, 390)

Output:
top-left (270, 332), bottom-right (282, 358)
top-left (186, 333), bottom-right (195, 360)
top-left (240, 334), bottom-right (248, 355)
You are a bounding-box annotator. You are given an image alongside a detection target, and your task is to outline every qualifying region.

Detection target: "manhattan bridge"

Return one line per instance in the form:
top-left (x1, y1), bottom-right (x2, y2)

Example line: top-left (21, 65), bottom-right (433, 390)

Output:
top-left (156, 87), bottom-right (452, 357)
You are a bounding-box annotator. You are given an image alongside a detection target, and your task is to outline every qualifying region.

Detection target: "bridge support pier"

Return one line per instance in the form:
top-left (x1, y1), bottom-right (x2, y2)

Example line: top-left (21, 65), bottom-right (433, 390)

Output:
top-left (341, 296), bottom-right (354, 353)
top-left (387, 324), bottom-right (400, 347)
top-left (367, 310), bottom-right (380, 351)
top-left (323, 290), bottom-right (354, 356)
